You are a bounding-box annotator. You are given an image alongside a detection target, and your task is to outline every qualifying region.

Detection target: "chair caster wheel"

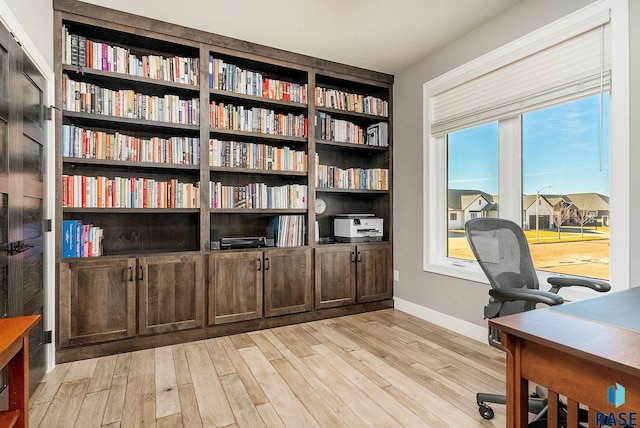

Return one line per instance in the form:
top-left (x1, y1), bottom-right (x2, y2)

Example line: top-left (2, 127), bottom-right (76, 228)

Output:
top-left (478, 403), bottom-right (494, 420)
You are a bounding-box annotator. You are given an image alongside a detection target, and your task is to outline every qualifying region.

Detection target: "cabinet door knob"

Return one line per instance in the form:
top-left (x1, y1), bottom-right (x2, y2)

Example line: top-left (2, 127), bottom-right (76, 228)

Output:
top-left (257, 258), bottom-right (262, 271)
top-left (139, 266), bottom-right (144, 281)
top-left (357, 251), bottom-right (362, 262)
top-left (264, 257), bottom-right (270, 270)
top-left (351, 251), bottom-right (356, 262)
top-left (128, 266), bottom-right (133, 281)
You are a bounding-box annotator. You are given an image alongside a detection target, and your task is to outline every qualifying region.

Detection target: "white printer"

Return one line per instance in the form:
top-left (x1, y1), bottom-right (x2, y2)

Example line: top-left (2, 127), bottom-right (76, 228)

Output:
top-left (334, 214), bottom-right (383, 242)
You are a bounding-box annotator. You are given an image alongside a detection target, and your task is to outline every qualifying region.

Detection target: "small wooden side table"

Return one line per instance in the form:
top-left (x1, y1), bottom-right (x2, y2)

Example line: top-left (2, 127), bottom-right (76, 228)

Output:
top-left (0, 315), bottom-right (40, 428)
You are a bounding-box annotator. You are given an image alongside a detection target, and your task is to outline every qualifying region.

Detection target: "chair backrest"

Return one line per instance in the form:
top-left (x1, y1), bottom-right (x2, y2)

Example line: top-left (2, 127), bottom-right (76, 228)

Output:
top-left (465, 217), bottom-right (539, 322)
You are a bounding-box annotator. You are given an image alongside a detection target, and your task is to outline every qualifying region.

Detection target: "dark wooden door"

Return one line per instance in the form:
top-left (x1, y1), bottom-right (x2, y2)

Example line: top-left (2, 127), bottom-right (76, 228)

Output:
top-left (59, 258), bottom-right (137, 346)
top-left (0, 20), bottom-right (47, 393)
top-left (264, 248), bottom-right (312, 317)
top-left (208, 251), bottom-right (263, 325)
top-left (138, 253), bottom-right (204, 335)
top-left (356, 243), bottom-right (393, 303)
top-left (314, 244), bottom-right (356, 309)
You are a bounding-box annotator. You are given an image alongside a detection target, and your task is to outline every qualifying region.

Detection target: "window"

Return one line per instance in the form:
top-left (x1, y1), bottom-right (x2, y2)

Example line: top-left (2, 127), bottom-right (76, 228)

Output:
top-left (424, 1), bottom-right (628, 291)
top-left (447, 122), bottom-right (498, 260)
top-left (522, 95), bottom-right (609, 279)
top-left (443, 95), bottom-right (610, 277)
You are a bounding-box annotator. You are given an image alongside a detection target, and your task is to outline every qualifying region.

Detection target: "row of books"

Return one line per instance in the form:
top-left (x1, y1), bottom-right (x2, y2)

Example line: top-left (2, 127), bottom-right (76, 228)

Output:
top-left (315, 158), bottom-right (388, 190)
top-left (209, 56), bottom-right (307, 103)
top-left (315, 87), bottom-right (389, 117)
top-left (209, 182), bottom-right (307, 209)
top-left (62, 26), bottom-right (199, 85)
top-left (209, 139), bottom-right (307, 172)
top-left (62, 75), bottom-right (200, 125)
top-left (365, 122), bottom-right (389, 147)
top-left (62, 124), bottom-right (200, 165)
top-left (210, 102), bottom-right (308, 138)
top-left (62, 220), bottom-right (104, 258)
top-left (62, 175), bottom-right (200, 208)
top-left (315, 112), bottom-right (366, 144)
top-left (268, 215), bottom-right (305, 247)
top-left (315, 112), bottom-right (389, 147)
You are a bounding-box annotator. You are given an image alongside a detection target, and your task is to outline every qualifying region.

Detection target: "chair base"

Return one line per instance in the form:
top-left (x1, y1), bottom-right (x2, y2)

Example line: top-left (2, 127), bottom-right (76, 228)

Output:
top-left (476, 392), bottom-right (546, 420)
top-left (477, 392), bottom-right (593, 427)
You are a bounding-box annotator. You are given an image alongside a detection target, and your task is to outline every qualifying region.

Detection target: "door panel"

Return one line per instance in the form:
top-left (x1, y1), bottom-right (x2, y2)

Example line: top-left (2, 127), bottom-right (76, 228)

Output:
top-left (19, 54), bottom-right (47, 392)
top-left (0, 19), bottom-right (48, 393)
top-left (264, 248), bottom-right (312, 317)
top-left (0, 26), bottom-right (8, 395)
top-left (138, 254), bottom-right (204, 335)
top-left (356, 243), bottom-right (393, 303)
top-left (208, 251), bottom-right (263, 325)
top-left (314, 245), bottom-right (356, 309)
top-left (59, 258), bottom-right (136, 346)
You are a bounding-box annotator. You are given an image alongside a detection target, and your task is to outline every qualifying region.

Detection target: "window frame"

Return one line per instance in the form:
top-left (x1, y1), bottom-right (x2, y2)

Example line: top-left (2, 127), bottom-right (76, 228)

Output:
top-left (423, 0), bottom-right (629, 297)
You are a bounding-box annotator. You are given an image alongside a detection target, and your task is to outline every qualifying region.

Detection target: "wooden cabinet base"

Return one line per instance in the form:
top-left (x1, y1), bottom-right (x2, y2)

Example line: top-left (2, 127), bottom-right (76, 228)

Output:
top-left (55, 299), bottom-right (393, 363)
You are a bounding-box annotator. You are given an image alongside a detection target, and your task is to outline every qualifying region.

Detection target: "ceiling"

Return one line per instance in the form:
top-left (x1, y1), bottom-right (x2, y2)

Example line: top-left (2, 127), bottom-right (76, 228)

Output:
top-left (78, 0), bottom-right (524, 75)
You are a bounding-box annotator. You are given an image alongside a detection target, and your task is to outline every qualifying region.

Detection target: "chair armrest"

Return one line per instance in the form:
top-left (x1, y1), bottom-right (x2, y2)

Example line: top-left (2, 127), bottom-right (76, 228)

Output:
top-left (489, 288), bottom-right (564, 306)
top-left (546, 276), bottom-right (611, 293)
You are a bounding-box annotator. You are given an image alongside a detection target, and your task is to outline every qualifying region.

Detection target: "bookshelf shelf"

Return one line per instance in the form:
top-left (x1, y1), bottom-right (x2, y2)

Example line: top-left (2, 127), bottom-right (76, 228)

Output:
top-left (209, 89), bottom-right (307, 110)
top-left (208, 208), bottom-right (307, 214)
top-left (54, 0), bottom-right (392, 362)
top-left (316, 188), bottom-right (390, 194)
top-left (63, 207), bottom-right (201, 213)
top-left (209, 128), bottom-right (306, 144)
top-left (62, 65), bottom-right (200, 93)
top-left (315, 139), bottom-right (389, 151)
top-left (210, 167), bottom-right (306, 177)
top-left (63, 111), bottom-right (201, 133)
top-left (315, 106), bottom-right (388, 122)
top-left (63, 157), bottom-right (201, 170)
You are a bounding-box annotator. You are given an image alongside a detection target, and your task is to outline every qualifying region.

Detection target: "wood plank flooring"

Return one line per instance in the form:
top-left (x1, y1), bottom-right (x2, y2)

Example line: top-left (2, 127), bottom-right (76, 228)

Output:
top-left (29, 309), bottom-right (507, 427)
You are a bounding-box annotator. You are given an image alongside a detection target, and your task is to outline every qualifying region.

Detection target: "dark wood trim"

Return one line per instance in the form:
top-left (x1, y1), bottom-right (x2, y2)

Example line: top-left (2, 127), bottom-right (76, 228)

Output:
top-left (55, 300), bottom-right (393, 363)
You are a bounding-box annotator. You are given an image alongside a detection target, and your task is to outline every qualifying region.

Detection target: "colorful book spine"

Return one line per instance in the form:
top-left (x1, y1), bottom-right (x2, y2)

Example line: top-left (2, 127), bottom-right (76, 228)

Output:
top-left (62, 219), bottom-right (104, 258)
top-left (208, 182), bottom-right (306, 209)
top-left (62, 26), bottom-right (199, 85)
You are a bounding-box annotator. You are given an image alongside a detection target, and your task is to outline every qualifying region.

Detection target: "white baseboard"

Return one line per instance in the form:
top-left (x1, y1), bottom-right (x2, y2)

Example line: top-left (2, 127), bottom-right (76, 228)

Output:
top-left (393, 297), bottom-right (488, 343)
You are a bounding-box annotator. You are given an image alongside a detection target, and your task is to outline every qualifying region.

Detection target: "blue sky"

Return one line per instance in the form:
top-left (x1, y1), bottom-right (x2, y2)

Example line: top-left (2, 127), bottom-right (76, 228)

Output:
top-left (448, 93), bottom-right (610, 197)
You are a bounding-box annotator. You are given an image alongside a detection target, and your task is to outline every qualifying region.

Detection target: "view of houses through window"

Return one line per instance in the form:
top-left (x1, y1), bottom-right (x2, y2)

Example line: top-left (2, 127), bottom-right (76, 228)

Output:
top-left (447, 94), bottom-right (610, 280)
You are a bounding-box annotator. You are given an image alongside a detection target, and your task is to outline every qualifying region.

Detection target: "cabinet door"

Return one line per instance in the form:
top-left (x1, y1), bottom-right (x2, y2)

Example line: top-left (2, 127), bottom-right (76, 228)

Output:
top-left (208, 251), bottom-right (263, 325)
top-left (138, 253), bottom-right (204, 335)
top-left (314, 245), bottom-right (356, 309)
top-left (264, 248), bottom-right (312, 317)
top-left (58, 257), bottom-right (136, 347)
top-left (357, 243), bottom-right (393, 303)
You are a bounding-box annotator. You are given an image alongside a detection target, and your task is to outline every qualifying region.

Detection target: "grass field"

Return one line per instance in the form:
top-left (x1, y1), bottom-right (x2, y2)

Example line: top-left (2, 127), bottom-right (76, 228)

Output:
top-left (448, 226), bottom-right (610, 280)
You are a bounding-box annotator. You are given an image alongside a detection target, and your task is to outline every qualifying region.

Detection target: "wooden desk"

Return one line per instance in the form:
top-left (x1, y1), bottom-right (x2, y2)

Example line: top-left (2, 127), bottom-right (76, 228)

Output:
top-left (490, 288), bottom-right (640, 427)
top-left (0, 315), bottom-right (40, 428)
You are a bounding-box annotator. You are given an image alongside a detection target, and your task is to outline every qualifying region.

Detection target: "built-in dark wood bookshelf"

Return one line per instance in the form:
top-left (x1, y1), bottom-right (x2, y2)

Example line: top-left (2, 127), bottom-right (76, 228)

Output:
top-left (53, 0), bottom-right (393, 362)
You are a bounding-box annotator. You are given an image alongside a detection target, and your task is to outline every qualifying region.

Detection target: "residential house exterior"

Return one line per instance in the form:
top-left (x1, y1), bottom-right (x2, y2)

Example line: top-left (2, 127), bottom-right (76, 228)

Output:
top-left (447, 189), bottom-right (498, 229)
top-left (566, 193), bottom-right (610, 227)
top-left (450, 190), bottom-right (610, 230)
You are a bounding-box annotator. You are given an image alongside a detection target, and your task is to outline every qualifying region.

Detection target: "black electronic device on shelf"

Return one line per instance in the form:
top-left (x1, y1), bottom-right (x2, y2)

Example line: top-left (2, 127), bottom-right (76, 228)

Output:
top-left (220, 236), bottom-right (268, 250)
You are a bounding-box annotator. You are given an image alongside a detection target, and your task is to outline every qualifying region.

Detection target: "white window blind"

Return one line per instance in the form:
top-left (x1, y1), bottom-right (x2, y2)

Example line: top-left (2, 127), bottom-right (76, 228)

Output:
top-left (430, 13), bottom-right (611, 136)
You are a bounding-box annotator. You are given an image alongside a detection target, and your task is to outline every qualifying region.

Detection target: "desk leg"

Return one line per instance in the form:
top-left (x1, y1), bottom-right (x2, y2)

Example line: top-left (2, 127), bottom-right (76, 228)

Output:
top-left (502, 333), bottom-right (528, 428)
top-left (7, 336), bottom-right (29, 428)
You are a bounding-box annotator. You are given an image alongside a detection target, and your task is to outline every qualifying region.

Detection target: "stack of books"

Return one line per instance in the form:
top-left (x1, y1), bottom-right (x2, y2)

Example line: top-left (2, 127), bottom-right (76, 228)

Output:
top-left (268, 215), bottom-right (305, 247)
top-left (62, 220), bottom-right (104, 258)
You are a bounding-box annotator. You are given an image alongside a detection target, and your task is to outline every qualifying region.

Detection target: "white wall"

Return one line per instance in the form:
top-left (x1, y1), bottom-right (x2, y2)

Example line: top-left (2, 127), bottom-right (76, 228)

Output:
top-left (4, 0), bottom-right (53, 69)
top-left (392, 0), bottom-right (606, 336)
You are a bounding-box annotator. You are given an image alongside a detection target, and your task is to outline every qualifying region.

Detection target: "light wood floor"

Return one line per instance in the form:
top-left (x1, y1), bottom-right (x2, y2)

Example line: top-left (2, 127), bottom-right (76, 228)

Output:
top-left (29, 309), bottom-right (507, 427)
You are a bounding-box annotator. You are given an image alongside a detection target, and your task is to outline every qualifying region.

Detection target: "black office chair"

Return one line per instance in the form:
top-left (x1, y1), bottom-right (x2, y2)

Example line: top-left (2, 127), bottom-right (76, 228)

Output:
top-left (464, 217), bottom-right (610, 426)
